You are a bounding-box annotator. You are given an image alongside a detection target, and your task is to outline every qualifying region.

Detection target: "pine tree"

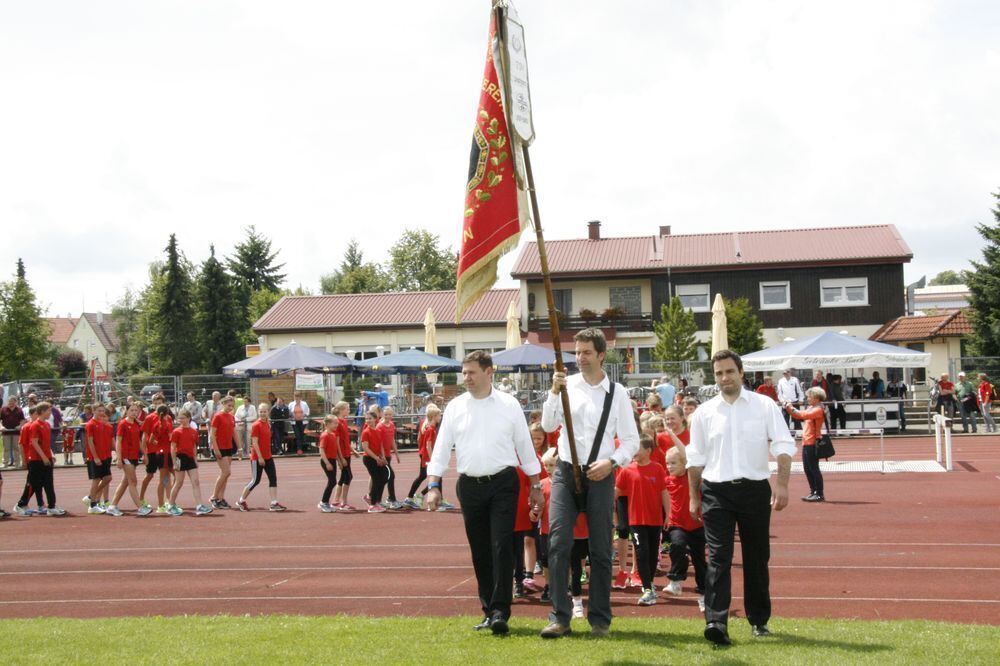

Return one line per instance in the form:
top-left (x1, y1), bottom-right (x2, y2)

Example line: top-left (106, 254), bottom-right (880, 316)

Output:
top-left (320, 239), bottom-right (390, 294)
top-left (148, 235), bottom-right (198, 375)
top-left (227, 225), bottom-right (286, 294)
top-left (725, 296), bottom-right (765, 355)
top-left (967, 190), bottom-right (1000, 356)
top-left (653, 297), bottom-right (698, 362)
top-left (0, 259), bottom-right (53, 378)
top-left (195, 246), bottom-right (244, 373)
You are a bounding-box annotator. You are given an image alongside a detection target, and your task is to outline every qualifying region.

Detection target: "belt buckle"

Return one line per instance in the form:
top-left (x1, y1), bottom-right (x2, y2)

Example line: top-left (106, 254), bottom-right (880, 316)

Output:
top-left (731, 478), bottom-right (743, 484)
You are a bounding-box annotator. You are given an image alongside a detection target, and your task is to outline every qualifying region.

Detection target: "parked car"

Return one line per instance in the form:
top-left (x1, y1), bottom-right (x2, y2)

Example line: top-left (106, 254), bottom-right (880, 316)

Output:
top-left (59, 382), bottom-right (115, 407)
top-left (20, 381), bottom-right (55, 400)
top-left (138, 384), bottom-right (175, 404)
top-left (59, 384), bottom-right (86, 407)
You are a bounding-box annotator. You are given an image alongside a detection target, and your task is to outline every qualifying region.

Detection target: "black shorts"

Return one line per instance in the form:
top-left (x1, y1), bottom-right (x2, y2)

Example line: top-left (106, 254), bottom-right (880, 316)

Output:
top-left (218, 447), bottom-right (235, 458)
top-left (616, 496), bottom-right (630, 539)
top-left (176, 454), bottom-right (197, 471)
top-left (87, 458), bottom-right (112, 480)
top-left (145, 453), bottom-right (171, 474)
top-left (123, 458), bottom-right (140, 467)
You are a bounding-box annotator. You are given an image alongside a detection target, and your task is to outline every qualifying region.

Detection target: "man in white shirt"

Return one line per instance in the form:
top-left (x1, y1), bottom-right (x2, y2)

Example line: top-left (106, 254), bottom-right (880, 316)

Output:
top-left (776, 369), bottom-right (804, 428)
top-left (687, 350), bottom-right (796, 645)
top-left (426, 350), bottom-right (542, 636)
top-left (234, 397), bottom-right (258, 459)
top-left (539, 328), bottom-right (640, 639)
top-left (202, 392), bottom-right (223, 423)
top-left (288, 392), bottom-right (311, 455)
top-left (182, 392), bottom-right (204, 428)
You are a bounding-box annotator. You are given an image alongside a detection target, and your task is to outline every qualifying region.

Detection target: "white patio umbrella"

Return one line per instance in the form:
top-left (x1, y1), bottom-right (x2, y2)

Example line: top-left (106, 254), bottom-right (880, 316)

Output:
top-left (424, 307), bottom-right (439, 391)
top-left (505, 301), bottom-right (522, 350)
top-left (711, 293), bottom-right (728, 355)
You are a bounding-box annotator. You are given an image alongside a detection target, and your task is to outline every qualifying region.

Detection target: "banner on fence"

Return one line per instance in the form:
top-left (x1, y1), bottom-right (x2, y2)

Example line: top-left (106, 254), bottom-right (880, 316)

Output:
top-left (295, 373), bottom-right (324, 391)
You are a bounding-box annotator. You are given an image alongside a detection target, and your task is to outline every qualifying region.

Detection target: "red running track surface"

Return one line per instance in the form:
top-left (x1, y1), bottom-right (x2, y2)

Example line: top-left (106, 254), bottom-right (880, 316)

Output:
top-left (0, 434), bottom-right (998, 624)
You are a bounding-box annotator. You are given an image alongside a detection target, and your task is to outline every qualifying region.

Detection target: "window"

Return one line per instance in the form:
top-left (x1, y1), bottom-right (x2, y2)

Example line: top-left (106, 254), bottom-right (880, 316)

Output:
top-left (552, 288), bottom-right (572, 315)
top-left (609, 286), bottom-right (641, 315)
top-left (820, 278), bottom-right (868, 307)
top-left (759, 281), bottom-right (791, 310)
top-left (675, 284), bottom-right (711, 312)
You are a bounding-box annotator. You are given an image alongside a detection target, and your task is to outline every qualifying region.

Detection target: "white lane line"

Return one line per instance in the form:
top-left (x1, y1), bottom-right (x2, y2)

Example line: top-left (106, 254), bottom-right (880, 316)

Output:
top-left (446, 577), bottom-right (473, 592)
top-left (0, 565), bottom-right (471, 576)
top-left (770, 565), bottom-right (1000, 571)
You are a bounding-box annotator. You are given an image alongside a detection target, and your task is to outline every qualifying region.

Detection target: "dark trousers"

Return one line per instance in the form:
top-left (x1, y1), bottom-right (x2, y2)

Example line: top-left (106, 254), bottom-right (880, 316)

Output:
top-left (321, 462), bottom-right (338, 503)
top-left (802, 445), bottom-right (824, 497)
top-left (570, 538), bottom-right (588, 596)
top-left (18, 482), bottom-right (43, 508)
top-left (831, 403), bottom-right (847, 430)
top-left (456, 467), bottom-right (518, 621)
top-left (548, 460), bottom-right (615, 628)
top-left (363, 456), bottom-right (388, 505)
top-left (666, 525), bottom-right (706, 591)
top-left (22, 461), bottom-right (56, 508)
top-left (407, 466), bottom-right (428, 499)
top-left (513, 531), bottom-right (527, 583)
top-left (271, 424), bottom-right (285, 455)
top-left (631, 525), bottom-right (661, 590)
top-left (701, 479), bottom-right (772, 627)
top-left (385, 461), bottom-right (397, 501)
top-left (244, 459), bottom-right (277, 494)
top-left (292, 421), bottom-right (305, 453)
top-left (338, 459), bottom-right (353, 487)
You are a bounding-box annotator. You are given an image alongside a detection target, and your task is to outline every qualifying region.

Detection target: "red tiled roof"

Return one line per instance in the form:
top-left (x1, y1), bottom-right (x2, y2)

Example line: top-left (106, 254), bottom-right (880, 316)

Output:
top-left (45, 317), bottom-right (78, 345)
top-left (253, 289), bottom-right (518, 332)
top-left (81, 313), bottom-right (121, 352)
top-left (870, 310), bottom-right (972, 342)
top-left (511, 224), bottom-right (912, 277)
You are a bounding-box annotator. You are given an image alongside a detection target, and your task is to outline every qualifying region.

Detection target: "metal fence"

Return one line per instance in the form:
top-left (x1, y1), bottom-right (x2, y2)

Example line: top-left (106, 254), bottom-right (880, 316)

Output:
top-left (951, 356), bottom-right (1000, 380)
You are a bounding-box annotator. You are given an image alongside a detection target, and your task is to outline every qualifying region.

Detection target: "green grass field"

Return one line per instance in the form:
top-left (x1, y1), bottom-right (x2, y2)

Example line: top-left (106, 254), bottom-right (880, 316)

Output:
top-left (3, 615), bottom-right (998, 664)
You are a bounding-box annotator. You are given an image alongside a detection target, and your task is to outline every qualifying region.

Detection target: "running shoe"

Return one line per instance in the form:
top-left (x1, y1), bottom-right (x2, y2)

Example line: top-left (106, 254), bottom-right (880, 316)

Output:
top-left (580, 569), bottom-right (589, 585)
top-left (367, 504), bottom-right (386, 513)
top-left (14, 506), bottom-right (35, 517)
top-left (105, 505), bottom-right (123, 517)
top-left (48, 507), bottom-right (66, 516)
top-left (697, 595), bottom-right (706, 613)
top-left (81, 495), bottom-right (91, 506)
top-left (156, 504), bottom-right (170, 514)
top-left (210, 498), bottom-right (221, 509)
top-left (663, 580), bottom-right (682, 596)
top-left (195, 504), bottom-right (213, 516)
top-left (522, 577), bottom-right (540, 593)
top-left (318, 502), bottom-right (334, 513)
top-left (168, 505), bottom-right (183, 516)
top-left (140, 500), bottom-right (151, 510)
top-left (638, 589), bottom-right (657, 606)
top-left (362, 494), bottom-right (372, 506)
top-left (219, 499), bottom-right (232, 509)
top-left (439, 500), bottom-right (456, 511)
top-left (533, 562), bottom-right (543, 575)
top-left (339, 504), bottom-right (357, 512)
top-left (137, 505), bottom-right (153, 517)
top-left (629, 571), bottom-right (642, 588)
top-left (572, 597), bottom-right (585, 618)
top-left (269, 502), bottom-right (287, 512)
top-left (98, 501), bottom-right (109, 510)
top-left (514, 581), bottom-right (525, 598)
top-left (389, 501), bottom-right (404, 510)
top-left (0, 508), bottom-right (9, 519)
top-left (613, 570), bottom-right (629, 590)
top-left (402, 498), bottom-right (421, 510)
top-left (87, 505), bottom-right (105, 515)
top-left (35, 507), bottom-right (48, 516)
top-left (237, 499), bottom-right (249, 512)
top-left (540, 585), bottom-right (551, 603)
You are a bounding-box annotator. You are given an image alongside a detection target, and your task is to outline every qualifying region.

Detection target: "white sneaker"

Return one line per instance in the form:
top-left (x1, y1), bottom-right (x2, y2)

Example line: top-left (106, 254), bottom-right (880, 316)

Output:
top-left (663, 580), bottom-right (682, 596)
top-left (572, 597), bottom-right (585, 619)
top-left (87, 505), bottom-right (105, 515)
top-left (105, 505), bottom-right (123, 517)
top-left (47, 506), bottom-right (66, 516)
top-left (81, 495), bottom-right (91, 506)
top-left (697, 595), bottom-right (706, 612)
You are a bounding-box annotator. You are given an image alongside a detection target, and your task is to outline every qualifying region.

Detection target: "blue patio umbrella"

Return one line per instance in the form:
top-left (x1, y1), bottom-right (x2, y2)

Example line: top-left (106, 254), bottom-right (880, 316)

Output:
top-left (222, 341), bottom-right (354, 377)
top-left (491, 342), bottom-right (578, 373)
top-left (353, 347), bottom-right (462, 375)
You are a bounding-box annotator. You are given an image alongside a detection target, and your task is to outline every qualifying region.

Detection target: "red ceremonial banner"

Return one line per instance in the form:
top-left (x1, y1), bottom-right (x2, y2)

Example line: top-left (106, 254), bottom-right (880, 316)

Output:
top-left (455, 11), bottom-right (526, 322)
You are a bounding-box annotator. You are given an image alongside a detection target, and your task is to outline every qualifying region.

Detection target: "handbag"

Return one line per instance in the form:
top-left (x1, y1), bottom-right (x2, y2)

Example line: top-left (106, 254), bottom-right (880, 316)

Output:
top-left (573, 382), bottom-right (616, 512)
top-left (815, 407), bottom-right (836, 460)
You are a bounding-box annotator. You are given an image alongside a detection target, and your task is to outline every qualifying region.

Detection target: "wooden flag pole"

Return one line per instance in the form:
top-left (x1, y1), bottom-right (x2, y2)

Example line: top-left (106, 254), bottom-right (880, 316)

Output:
top-left (493, 3), bottom-right (583, 495)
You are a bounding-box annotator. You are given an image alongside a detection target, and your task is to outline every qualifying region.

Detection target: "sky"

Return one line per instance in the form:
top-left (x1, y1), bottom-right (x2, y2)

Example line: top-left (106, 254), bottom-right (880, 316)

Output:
top-left (2, 0), bottom-right (998, 318)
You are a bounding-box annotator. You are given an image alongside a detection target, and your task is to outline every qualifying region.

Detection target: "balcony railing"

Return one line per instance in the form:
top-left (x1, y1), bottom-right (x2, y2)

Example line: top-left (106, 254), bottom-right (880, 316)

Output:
top-left (527, 312), bottom-right (654, 333)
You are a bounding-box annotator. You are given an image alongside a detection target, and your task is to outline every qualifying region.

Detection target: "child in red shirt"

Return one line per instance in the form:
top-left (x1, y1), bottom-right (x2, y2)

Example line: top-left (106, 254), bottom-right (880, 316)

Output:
top-left (616, 433), bottom-right (669, 606)
top-left (61, 425), bottom-right (75, 466)
top-left (167, 409), bottom-right (213, 515)
top-left (404, 403), bottom-right (442, 510)
top-left (318, 414), bottom-right (347, 512)
top-left (107, 404), bottom-right (149, 516)
top-left (238, 403), bottom-right (285, 512)
top-left (361, 410), bottom-right (388, 513)
top-left (331, 401), bottom-right (357, 510)
top-left (14, 407), bottom-right (44, 515)
top-left (20, 403), bottom-right (63, 514)
top-left (378, 406), bottom-right (401, 509)
top-left (663, 445), bottom-right (706, 611)
top-left (978, 373), bottom-right (997, 433)
top-left (83, 405), bottom-right (114, 514)
top-left (209, 396), bottom-right (237, 509)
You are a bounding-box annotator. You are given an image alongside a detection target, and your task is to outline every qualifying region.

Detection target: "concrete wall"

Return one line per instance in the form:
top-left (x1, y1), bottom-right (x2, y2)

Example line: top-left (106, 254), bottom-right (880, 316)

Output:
top-left (526, 279), bottom-right (653, 317)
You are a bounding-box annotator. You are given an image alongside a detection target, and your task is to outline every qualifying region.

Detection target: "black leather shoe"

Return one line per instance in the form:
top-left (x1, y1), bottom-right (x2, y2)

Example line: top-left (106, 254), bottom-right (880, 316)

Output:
top-left (752, 624), bottom-right (771, 637)
top-left (473, 617), bottom-right (492, 631)
top-left (704, 622), bottom-right (731, 645)
top-left (490, 614), bottom-right (509, 636)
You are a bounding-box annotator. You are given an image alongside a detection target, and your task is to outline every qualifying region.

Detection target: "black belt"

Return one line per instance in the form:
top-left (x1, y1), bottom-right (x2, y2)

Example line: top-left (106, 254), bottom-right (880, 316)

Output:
top-left (460, 466), bottom-right (515, 483)
top-left (704, 478), bottom-right (767, 485)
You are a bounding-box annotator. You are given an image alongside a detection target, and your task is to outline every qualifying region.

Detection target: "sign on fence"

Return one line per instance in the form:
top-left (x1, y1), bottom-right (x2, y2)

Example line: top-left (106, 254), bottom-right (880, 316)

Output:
top-left (295, 373), bottom-right (324, 391)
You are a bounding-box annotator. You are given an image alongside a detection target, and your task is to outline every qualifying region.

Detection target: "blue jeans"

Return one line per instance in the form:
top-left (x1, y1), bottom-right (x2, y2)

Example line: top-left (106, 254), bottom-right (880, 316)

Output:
top-left (958, 400), bottom-right (978, 433)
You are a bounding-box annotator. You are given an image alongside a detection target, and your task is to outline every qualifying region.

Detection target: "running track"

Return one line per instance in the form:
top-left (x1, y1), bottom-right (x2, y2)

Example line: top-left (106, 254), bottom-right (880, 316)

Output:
top-left (1, 435), bottom-right (998, 624)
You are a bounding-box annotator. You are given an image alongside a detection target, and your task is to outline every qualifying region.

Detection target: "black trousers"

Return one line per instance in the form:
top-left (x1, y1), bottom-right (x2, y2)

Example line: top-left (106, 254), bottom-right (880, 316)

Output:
top-left (631, 525), bottom-right (661, 590)
top-left (271, 424), bottom-right (285, 455)
top-left (666, 525), bottom-right (706, 592)
top-left (245, 459), bottom-right (277, 494)
top-left (321, 462), bottom-right (338, 503)
top-left (407, 466), bottom-right (428, 499)
top-left (802, 445), bottom-right (824, 497)
top-left (363, 456), bottom-right (388, 504)
top-left (23, 461), bottom-right (56, 508)
top-left (456, 467), bottom-right (518, 621)
top-left (570, 538), bottom-right (589, 597)
top-left (831, 403), bottom-right (847, 430)
top-left (385, 461), bottom-right (397, 501)
top-left (701, 479), bottom-right (772, 627)
top-left (292, 421), bottom-right (305, 453)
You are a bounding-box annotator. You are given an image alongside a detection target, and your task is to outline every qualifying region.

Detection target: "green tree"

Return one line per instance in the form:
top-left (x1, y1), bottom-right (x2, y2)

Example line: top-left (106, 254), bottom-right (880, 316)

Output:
top-left (227, 225), bottom-right (286, 294)
top-left (195, 246), bottom-right (244, 373)
top-left (148, 235), bottom-right (198, 374)
top-left (112, 284), bottom-right (147, 375)
top-left (320, 239), bottom-right (390, 294)
top-left (0, 259), bottom-right (53, 379)
top-left (928, 270), bottom-right (967, 286)
top-left (385, 229), bottom-right (457, 292)
top-left (725, 296), bottom-right (765, 355)
top-left (653, 297), bottom-right (698, 362)
top-left (967, 190), bottom-right (1000, 356)
top-left (56, 348), bottom-right (88, 377)
top-left (241, 288), bottom-right (285, 345)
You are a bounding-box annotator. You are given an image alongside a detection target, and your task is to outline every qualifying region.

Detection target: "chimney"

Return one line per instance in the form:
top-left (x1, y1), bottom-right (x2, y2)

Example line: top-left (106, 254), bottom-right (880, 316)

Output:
top-left (659, 225), bottom-right (671, 236)
top-left (96, 312), bottom-right (104, 326)
top-left (587, 220), bottom-right (601, 241)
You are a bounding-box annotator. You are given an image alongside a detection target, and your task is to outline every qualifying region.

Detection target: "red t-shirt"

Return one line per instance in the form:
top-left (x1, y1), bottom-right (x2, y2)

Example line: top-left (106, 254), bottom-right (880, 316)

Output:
top-left (546, 426), bottom-right (561, 448)
top-left (141, 413), bottom-right (159, 450)
top-left (320, 430), bottom-right (340, 459)
top-left (979, 381), bottom-right (993, 405)
top-left (156, 415), bottom-right (174, 454)
top-left (665, 472), bottom-right (702, 531)
top-left (337, 419), bottom-right (352, 458)
top-left (25, 421), bottom-right (53, 461)
top-left (117, 419), bottom-right (142, 460)
top-left (418, 421), bottom-right (437, 465)
top-left (362, 425), bottom-right (382, 457)
top-left (514, 468), bottom-right (534, 532)
top-left (939, 380), bottom-right (955, 395)
top-left (85, 419), bottom-right (114, 460)
top-left (756, 384), bottom-right (779, 402)
top-left (212, 412), bottom-right (236, 451)
top-left (376, 420), bottom-right (396, 455)
top-left (616, 461), bottom-right (667, 527)
top-left (250, 420), bottom-right (272, 461)
top-left (18, 420), bottom-right (34, 452)
top-left (170, 426), bottom-right (199, 458)
top-left (651, 429), bottom-right (689, 468)
top-left (537, 477), bottom-right (589, 537)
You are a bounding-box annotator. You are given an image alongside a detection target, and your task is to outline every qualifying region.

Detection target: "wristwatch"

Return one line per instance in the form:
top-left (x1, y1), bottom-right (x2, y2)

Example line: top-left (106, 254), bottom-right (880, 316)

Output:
top-left (530, 482), bottom-right (542, 490)
top-left (610, 459), bottom-right (620, 471)
top-left (427, 481), bottom-right (442, 490)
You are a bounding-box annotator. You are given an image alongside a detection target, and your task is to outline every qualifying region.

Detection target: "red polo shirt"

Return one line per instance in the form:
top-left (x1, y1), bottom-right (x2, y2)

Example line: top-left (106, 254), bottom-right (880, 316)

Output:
top-left (616, 461), bottom-right (667, 527)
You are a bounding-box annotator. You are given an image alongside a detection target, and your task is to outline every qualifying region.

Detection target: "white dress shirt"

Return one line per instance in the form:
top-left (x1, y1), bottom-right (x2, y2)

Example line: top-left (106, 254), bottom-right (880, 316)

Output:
top-left (182, 400), bottom-right (204, 425)
top-left (541, 372), bottom-right (640, 469)
top-left (235, 403), bottom-right (258, 429)
top-left (427, 388), bottom-right (540, 478)
top-left (687, 388), bottom-right (797, 482)
top-left (290, 400), bottom-right (310, 421)
top-left (777, 376), bottom-right (804, 403)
